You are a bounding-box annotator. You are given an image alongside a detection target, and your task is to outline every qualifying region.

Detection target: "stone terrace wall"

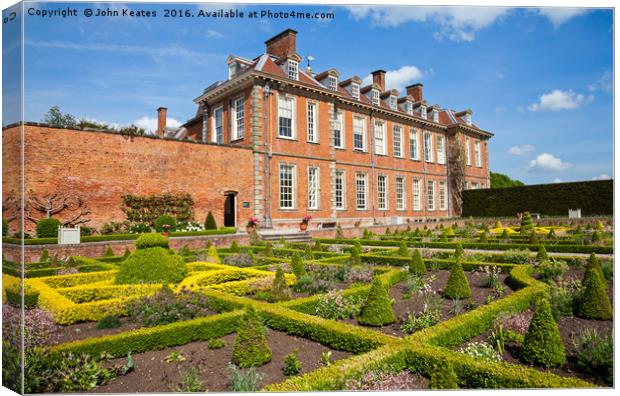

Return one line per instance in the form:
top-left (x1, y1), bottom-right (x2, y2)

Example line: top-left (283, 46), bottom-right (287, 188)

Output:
top-left (2, 124), bottom-right (255, 234)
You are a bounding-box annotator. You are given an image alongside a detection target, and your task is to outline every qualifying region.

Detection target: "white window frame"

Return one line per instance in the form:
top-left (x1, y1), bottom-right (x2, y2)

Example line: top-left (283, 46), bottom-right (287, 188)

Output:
top-left (439, 181), bottom-right (447, 211)
top-left (287, 60), bottom-right (299, 81)
top-left (427, 180), bottom-right (435, 211)
top-left (432, 110), bottom-right (439, 123)
top-left (436, 135), bottom-right (446, 164)
top-left (405, 102), bottom-right (413, 115)
top-left (420, 106), bottom-right (427, 119)
top-left (474, 139), bottom-right (482, 167)
top-left (389, 95), bottom-right (397, 110)
top-left (306, 101), bottom-right (318, 143)
top-left (232, 97), bottom-right (245, 140)
top-left (351, 83), bottom-right (360, 100)
top-left (412, 178), bottom-right (422, 211)
top-left (212, 106), bottom-right (223, 144)
top-left (377, 175), bottom-right (388, 210)
top-left (424, 132), bottom-right (434, 163)
top-left (371, 89), bottom-right (380, 106)
top-left (334, 170), bottom-right (346, 210)
top-left (279, 164), bottom-right (297, 209)
top-left (374, 121), bottom-right (386, 155)
top-left (277, 93), bottom-right (296, 139)
top-left (355, 173), bottom-right (368, 210)
top-left (308, 166), bottom-right (320, 210)
top-left (465, 136), bottom-right (472, 166)
top-left (353, 116), bottom-right (367, 151)
top-left (393, 125), bottom-right (403, 158)
top-left (333, 111), bottom-right (345, 149)
top-left (327, 75), bottom-right (338, 91)
top-left (395, 176), bottom-right (406, 211)
top-left (409, 129), bottom-right (419, 160)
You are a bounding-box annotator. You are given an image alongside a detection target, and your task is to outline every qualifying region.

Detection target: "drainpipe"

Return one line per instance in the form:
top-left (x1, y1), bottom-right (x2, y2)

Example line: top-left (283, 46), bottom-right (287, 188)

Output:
top-left (263, 83), bottom-right (272, 228)
top-left (446, 132), bottom-right (452, 218)
top-left (227, 99), bottom-right (232, 144)
top-left (369, 110), bottom-right (377, 224)
top-left (422, 128), bottom-right (428, 222)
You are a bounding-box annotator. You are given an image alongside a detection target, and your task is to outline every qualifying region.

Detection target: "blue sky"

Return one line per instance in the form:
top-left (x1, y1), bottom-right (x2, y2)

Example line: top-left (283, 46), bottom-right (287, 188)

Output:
top-left (2, 2), bottom-right (614, 185)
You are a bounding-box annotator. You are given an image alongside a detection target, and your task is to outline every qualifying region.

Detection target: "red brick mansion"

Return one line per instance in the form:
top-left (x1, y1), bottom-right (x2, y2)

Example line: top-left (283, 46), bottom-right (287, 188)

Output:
top-left (2, 29), bottom-right (492, 233)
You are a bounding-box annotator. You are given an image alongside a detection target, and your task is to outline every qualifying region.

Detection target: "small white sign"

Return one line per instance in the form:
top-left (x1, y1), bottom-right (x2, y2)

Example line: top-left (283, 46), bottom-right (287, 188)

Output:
top-left (568, 209), bottom-right (582, 219)
top-left (58, 226), bottom-right (81, 244)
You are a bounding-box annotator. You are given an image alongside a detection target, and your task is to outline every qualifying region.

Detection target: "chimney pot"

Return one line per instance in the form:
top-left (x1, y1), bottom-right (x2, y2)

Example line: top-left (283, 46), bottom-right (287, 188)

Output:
top-left (265, 29), bottom-right (298, 58)
top-left (371, 70), bottom-right (386, 92)
top-left (157, 107), bottom-right (168, 137)
top-left (406, 83), bottom-right (423, 102)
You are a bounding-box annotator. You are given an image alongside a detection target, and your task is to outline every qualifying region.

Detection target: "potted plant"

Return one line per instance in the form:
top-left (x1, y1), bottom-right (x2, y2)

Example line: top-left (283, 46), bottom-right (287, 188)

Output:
top-left (300, 215), bottom-right (312, 231)
top-left (246, 217), bottom-right (258, 234)
top-left (161, 223), bottom-right (171, 237)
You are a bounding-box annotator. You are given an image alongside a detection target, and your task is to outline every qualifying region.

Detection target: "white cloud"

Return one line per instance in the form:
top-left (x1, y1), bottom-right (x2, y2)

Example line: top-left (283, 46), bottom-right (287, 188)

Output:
top-left (362, 65), bottom-right (423, 91)
top-left (588, 71), bottom-right (612, 93)
top-left (528, 89), bottom-right (593, 112)
top-left (207, 29), bottom-right (224, 39)
top-left (528, 153), bottom-right (572, 172)
top-left (507, 145), bottom-right (534, 156)
top-left (552, 178), bottom-right (563, 183)
top-left (134, 116), bottom-right (182, 134)
top-left (346, 6), bottom-right (510, 42)
top-left (536, 8), bottom-right (588, 28)
top-left (592, 174), bottom-right (612, 180)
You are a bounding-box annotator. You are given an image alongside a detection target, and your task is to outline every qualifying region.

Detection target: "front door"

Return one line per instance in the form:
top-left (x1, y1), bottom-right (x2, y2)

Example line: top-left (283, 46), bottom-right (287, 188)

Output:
top-left (224, 193), bottom-right (236, 227)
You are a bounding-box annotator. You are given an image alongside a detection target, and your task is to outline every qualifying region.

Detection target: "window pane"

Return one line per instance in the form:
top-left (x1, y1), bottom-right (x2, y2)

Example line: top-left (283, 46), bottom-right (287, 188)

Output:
top-left (413, 179), bottom-right (422, 211)
top-left (353, 117), bottom-right (365, 150)
top-left (356, 173), bottom-right (367, 210)
top-left (334, 171), bottom-right (345, 209)
top-left (409, 130), bottom-right (418, 160)
top-left (308, 167), bottom-right (319, 209)
top-left (396, 177), bottom-right (405, 210)
top-left (393, 126), bottom-right (402, 157)
top-left (279, 96), bottom-right (293, 138)
top-left (307, 102), bottom-right (316, 142)
top-left (377, 175), bottom-right (387, 210)
top-left (279, 164), bottom-right (295, 208)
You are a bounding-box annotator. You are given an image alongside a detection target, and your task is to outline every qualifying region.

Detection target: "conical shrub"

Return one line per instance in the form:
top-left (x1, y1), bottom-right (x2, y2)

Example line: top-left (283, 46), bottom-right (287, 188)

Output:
top-left (529, 232), bottom-right (539, 245)
top-left (264, 243), bottom-right (274, 257)
top-left (39, 249), bottom-right (49, 262)
top-left (204, 211), bottom-right (217, 230)
top-left (409, 249), bottom-right (426, 275)
top-left (443, 259), bottom-right (471, 299)
top-left (479, 232), bottom-right (488, 243)
top-left (313, 240), bottom-right (323, 251)
top-left (104, 246), bottom-right (114, 257)
top-left (587, 252), bottom-right (604, 281)
top-left (429, 360), bottom-right (459, 389)
top-left (230, 241), bottom-right (240, 253)
top-left (206, 245), bottom-right (221, 263)
top-left (591, 231), bottom-right (601, 244)
top-left (271, 266), bottom-right (291, 302)
top-left (232, 306), bottom-right (272, 368)
top-left (596, 220), bottom-right (605, 231)
top-left (290, 252), bottom-right (306, 278)
top-left (122, 248), bottom-right (131, 260)
top-left (301, 244), bottom-right (313, 260)
top-left (358, 278), bottom-right (395, 326)
top-left (501, 229), bottom-right (509, 239)
top-left (495, 220), bottom-right (503, 229)
top-left (520, 212), bottom-right (534, 234)
top-left (398, 241), bottom-right (409, 257)
top-left (454, 242), bottom-right (464, 259)
top-left (547, 228), bottom-right (556, 239)
top-left (349, 244), bottom-right (362, 266)
top-left (576, 264), bottom-right (612, 320)
top-left (521, 299), bottom-right (566, 368)
top-left (536, 245), bottom-right (548, 262)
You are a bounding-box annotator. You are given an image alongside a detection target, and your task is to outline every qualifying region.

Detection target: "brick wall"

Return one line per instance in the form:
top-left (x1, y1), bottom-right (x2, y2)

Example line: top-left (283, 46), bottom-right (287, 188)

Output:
top-left (2, 124), bottom-right (255, 234)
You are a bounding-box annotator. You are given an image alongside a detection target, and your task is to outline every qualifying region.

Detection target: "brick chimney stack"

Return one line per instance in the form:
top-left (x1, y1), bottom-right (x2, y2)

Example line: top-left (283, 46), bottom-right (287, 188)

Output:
top-left (372, 70), bottom-right (386, 92)
top-left (406, 83), bottom-right (423, 102)
top-left (157, 107), bottom-right (167, 137)
top-left (265, 29), bottom-right (298, 58)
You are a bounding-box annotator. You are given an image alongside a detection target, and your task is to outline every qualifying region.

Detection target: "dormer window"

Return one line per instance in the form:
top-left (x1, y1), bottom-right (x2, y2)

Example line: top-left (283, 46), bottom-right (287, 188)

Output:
top-left (405, 102), bottom-right (413, 115)
top-left (389, 95), bottom-right (397, 110)
top-left (465, 113), bottom-right (472, 126)
top-left (327, 75), bottom-right (338, 91)
top-left (351, 83), bottom-right (360, 100)
top-left (420, 106), bottom-right (427, 119)
top-left (432, 110), bottom-right (439, 123)
top-left (371, 89), bottom-right (380, 106)
top-left (287, 60), bottom-right (299, 81)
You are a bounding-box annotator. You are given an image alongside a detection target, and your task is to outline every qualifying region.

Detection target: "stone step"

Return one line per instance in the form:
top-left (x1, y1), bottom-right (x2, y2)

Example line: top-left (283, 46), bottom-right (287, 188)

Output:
top-left (259, 231), bottom-right (312, 243)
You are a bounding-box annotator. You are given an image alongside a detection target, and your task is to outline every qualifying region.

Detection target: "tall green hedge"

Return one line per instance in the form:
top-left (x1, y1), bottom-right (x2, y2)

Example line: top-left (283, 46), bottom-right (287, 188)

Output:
top-left (462, 180), bottom-right (612, 216)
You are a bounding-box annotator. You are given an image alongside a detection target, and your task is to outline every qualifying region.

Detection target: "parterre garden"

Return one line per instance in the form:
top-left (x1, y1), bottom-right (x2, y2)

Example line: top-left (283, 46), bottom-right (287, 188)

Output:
top-left (1, 213), bottom-right (614, 392)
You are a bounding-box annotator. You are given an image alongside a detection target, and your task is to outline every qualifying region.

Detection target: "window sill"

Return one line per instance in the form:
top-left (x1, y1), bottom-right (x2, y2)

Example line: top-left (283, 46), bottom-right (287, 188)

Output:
top-left (306, 141), bottom-right (320, 145)
top-left (277, 136), bottom-right (297, 142)
top-left (278, 208), bottom-right (298, 211)
top-left (353, 148), bottom-right (368, 153)
top-left (335, 147), bottom-right (346, 150)
top-left (231, 137), bottom-right (244, 143)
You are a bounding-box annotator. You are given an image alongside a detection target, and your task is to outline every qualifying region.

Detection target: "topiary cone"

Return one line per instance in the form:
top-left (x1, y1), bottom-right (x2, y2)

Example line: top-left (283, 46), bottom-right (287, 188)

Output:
top-left (454, 242), bottom-right (464, 259)
top-left (204, 211), bottom-right (218, 230)
top-left (229, 241), bottom-right (240, 253)
top-left (536, 245), bottom-right (548, 262)
top-left (349, 245), bottom-right (362, 266)
top-left (358, 278), bottom-right (395, 326)
top-left (398, 241), bottom-right (409, 257)
top-left (576, 264), bottom-right (612, 320)
top-left (586, 252), bottom-right (604, 281)
top-left (271, 266), bottom-right (291, 302)
top-left (521, 299), bottom-right (566, 368)
top-left (410, 249), bottom-right (426, 275)
top-left (232, 305), bottom-right (272, 368)
top-left (290, 252), bottom-right (306, 278)
top-left (443, 259), bottom-right (471, 299)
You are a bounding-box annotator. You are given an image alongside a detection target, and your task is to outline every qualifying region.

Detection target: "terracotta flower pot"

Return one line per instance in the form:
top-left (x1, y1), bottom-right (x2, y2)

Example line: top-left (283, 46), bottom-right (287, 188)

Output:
top-left (299, 222), bottom-right (308, 231)
top-left (162, 231), bottom-right (170, 237)
top-left (246, 225), bottom-right (255, 234)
